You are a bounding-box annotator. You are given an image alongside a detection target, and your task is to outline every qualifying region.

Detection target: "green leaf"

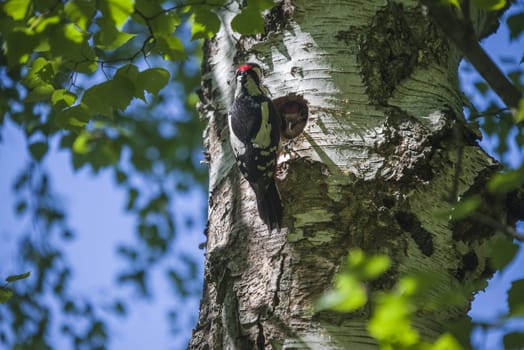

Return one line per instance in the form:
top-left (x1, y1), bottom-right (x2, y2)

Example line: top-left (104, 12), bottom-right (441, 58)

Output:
top-left (507, 13), bottom-right (524, 41)
top-left (52, 89), bottom-right (77, 108)
top-left (154, 35), bottom-right (185, 61)
top-left (190, 9), bottom-right (220, 40)
top-left (445, 318), bottom-right (474, 349)
top-left (6, 271), bottom-right (31, 282)
top-left (65, 0), bottom-right (96, 30)
top-left (449, 196), bottom-right (481, 220)
top-left (362, 255), bottom-right (390, 279)
top-left (368, 294), bottom-right (419, 346)
top-left (82, 81), bottom-right (115, 116)
top-left (4, 29), bottom-right (38, 67)
top-left (472, 0), bottom-right (506, 10)
top-left (231, 0), bottom-right (274, 35)
top-left (100, 0), bottom-right (134, 30)
top-left (430, 333), bottom-right (464, 350)
top-left (137, 68), bottom-right (170, 96)
top-left (94, 17), bottom-right (135, 50)
top-left (488, 168), bottom-right (524, 193)
top-left (29, 141), bottom-right (49, 161)
top-left (489, 238), bottom-right (519, 270)
top-left (504, 332), bottom-right (524, 349)
top-left (0, 287), bottom-right (13, 304)
top-left (231, 5), bottom-right (265, 35)
top-left (73, 132), bottom-right (93, 154)
top-left (113, 65), bottom-right (138, 108)
top-left (23, 57), bottom-right (54, 87)
top-left (134, 0), bottom-right (163, 17)
top-left (55, 104), bottom-right (90, 130)
top-left (82, 74), bottom-right (136, 116)
top-left (442, 0), bottom-right (461, 7)
top-left (508, 279), bottom-right (524, 317)
top-left (315, 274), bottom-right (367, 312)
top-left (397, 272), bottom-right (435, 298)
top-left (516, 98), bottom-right (524, 123)
top-left (25, 84), bottom-right (55, 102)
top-left (150, 11), bottom-right (180, 34)
top-left (49, 23), bottom-right (91, 60)
top-left (22, 57), bottom-right (56, 102)
top-left (3, 0), bottom-right (31, 20)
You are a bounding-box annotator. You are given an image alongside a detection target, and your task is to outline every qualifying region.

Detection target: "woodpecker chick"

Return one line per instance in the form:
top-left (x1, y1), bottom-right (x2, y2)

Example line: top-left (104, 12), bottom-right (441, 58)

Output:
top-left (273, 94), bottom-right (309, 139)
top-left (228, 63), bottom-right (282, 230)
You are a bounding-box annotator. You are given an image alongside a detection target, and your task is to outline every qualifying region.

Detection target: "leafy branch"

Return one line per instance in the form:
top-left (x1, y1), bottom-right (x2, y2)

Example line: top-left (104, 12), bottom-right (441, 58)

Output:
top-left (0, 272), bottom-right (31, 304)
top-left (422, 0), bottom-right (523, 111)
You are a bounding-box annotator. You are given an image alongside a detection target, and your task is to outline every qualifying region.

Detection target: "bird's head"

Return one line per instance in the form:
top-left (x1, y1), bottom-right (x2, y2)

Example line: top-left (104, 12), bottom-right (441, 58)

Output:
top-left (235, 63), bottom-right (267, 96)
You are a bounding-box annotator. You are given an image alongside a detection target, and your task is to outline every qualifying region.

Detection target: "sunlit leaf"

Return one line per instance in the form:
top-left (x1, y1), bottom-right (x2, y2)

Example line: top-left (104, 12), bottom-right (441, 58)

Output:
top-left (315, 274), bottom-right (367, 312)
top-left (65, 0), bottom-right (96, 30)
top-left (73, 132), bottom-right (93, 154)
top-left (26, 84), bottom-right (55, 102)
top-left (100, 0), bottom-right (134, 30)
top-left (441, 0), bottom-right (461, 7)
top-left (32, 15), bottom-right (60, 33)
top-left (190, 9), bottom-right (220, 40)
top-left (516, 98), bottom-right (524, 123)
top-left (5, 271), bottom-right (31, 282)
top-left (472, 0), bottom-right (506, 10)
top-left (52, 89), bottom-right (77, 108)
top-left (150, 11), bottom-right (180, 34)
top-left (362, 255), bottom-right (390, 279)
top-left (154, 35), bottom-right (186, 61)
top-left (3, 0), bottom-right (31, 20)
top-left (368, 294), bottom-right (419, 346)
top-left (430, 333), bottom-right (464, 350)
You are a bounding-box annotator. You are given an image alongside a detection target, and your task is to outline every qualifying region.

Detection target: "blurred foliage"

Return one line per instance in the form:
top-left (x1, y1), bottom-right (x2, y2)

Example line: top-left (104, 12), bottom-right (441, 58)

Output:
top-left (0, 272), bottom-right (30, 304)
top-left (0, 0), bottom-right (276, 347)
top-left (0, 0), bottom-right (523, 349)
top-left (317, 249), bottom-right (467, 350)
top-left (319, 2), bottom-right (524, 349)
top-left (318, 246), bottom-right (524, 350)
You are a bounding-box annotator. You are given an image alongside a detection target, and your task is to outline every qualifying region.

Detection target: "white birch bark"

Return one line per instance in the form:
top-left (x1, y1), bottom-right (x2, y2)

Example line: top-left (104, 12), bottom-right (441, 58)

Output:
top-left (189, 1), bottom-right (505, 349)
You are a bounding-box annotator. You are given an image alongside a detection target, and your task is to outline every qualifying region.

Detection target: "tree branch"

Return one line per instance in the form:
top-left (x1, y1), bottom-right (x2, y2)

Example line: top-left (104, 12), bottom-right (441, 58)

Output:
top-left (422, 1), bottom-right (523, 111)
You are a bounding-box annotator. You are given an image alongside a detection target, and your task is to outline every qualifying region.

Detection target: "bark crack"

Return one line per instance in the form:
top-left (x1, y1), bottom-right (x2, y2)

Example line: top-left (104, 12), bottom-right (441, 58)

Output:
top-left (256, 314), bottom-right (266, 350)
top-left (272, 253), bottom-right (286, 308)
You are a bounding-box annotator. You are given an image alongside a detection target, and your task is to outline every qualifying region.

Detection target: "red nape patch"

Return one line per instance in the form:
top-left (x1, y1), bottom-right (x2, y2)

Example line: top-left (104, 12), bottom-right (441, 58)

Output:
top-left (238, 64), bottom-right (252, 72)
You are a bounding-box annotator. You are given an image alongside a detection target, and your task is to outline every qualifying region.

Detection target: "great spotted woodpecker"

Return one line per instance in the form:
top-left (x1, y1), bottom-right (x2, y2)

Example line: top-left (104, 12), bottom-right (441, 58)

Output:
top-left (228, 63), bottom-right (282, 230)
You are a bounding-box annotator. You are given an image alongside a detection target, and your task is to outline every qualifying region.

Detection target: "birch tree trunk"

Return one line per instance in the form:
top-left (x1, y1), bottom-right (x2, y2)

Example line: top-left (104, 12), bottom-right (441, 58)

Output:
top-left (189, 1), bottom-right (505, 349)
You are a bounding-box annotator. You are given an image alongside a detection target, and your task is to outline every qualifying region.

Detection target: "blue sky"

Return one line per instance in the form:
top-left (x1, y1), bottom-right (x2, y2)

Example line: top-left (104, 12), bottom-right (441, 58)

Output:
top-left (1, 3), bottom-right (524, 350)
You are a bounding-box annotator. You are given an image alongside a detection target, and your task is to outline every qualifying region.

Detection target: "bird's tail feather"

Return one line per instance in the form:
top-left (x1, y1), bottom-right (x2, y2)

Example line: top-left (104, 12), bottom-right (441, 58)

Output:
top-left (257, 182), bottom-right (282, 231)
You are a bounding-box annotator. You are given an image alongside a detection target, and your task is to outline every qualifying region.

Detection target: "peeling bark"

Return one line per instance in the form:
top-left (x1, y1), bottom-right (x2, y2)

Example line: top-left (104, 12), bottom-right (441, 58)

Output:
top-left (189, 1), bottom-right (507, 349)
